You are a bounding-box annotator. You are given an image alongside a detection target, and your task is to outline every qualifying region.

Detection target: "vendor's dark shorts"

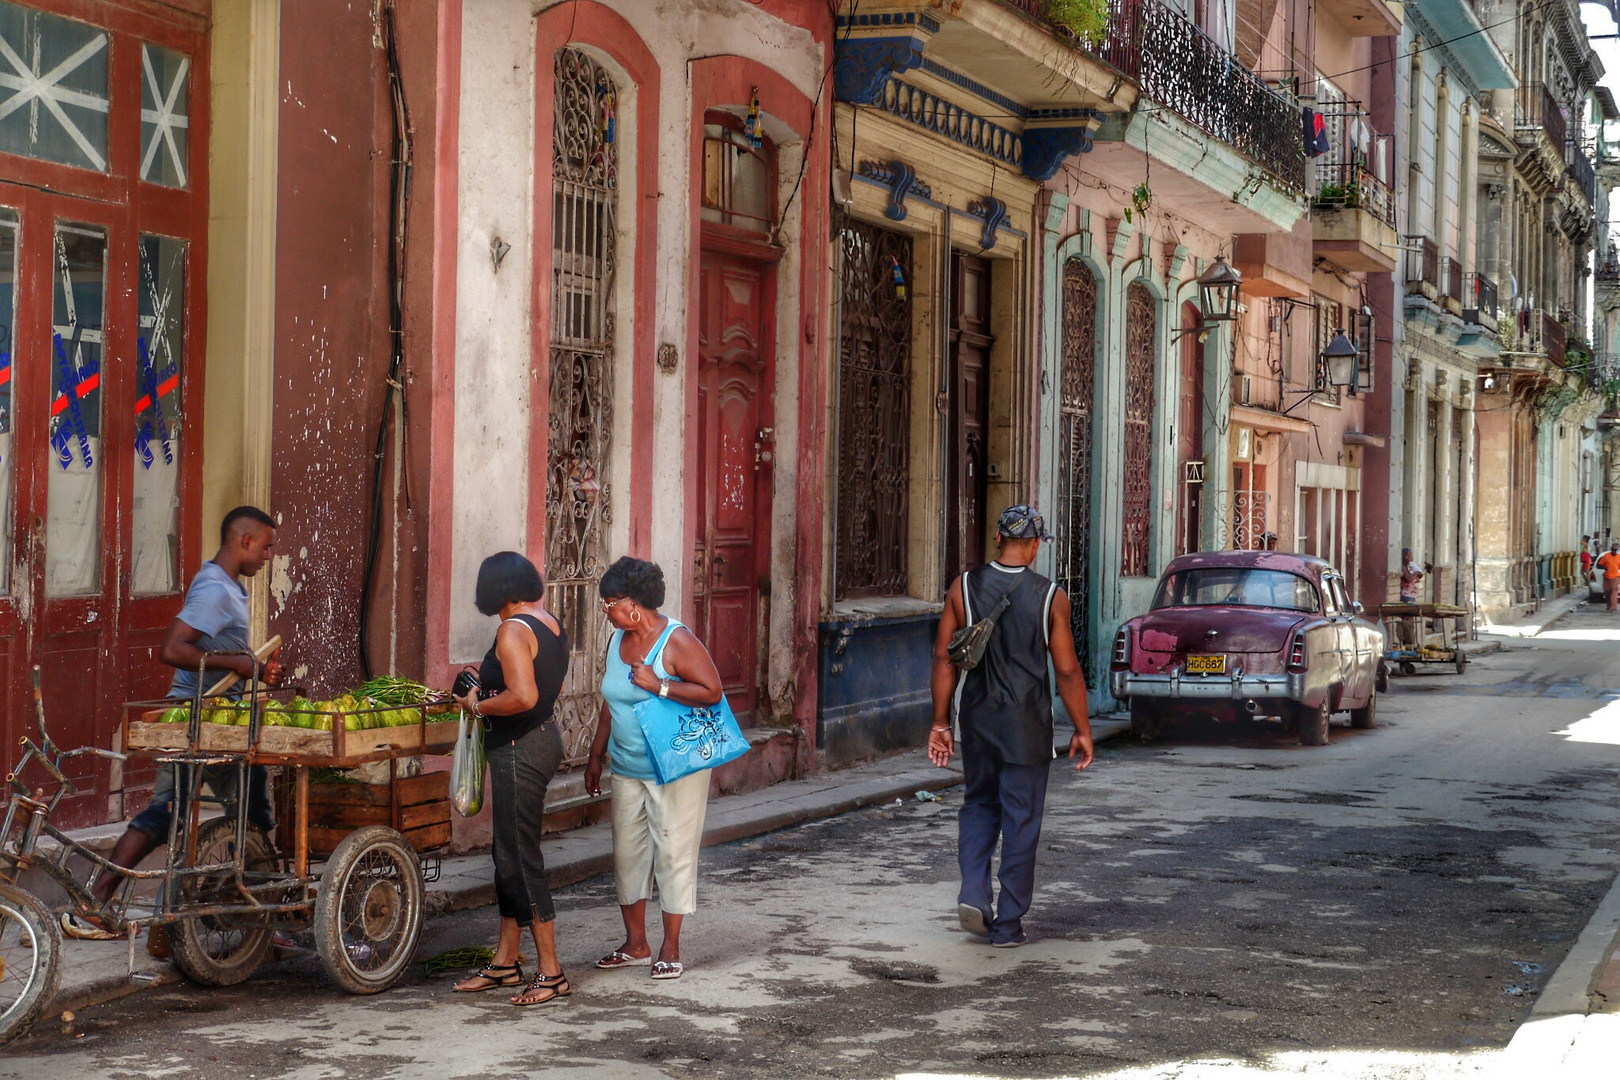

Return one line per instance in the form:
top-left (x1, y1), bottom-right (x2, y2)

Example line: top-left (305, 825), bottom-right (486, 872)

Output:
top-left (129, 762), bottom-right (275, 842)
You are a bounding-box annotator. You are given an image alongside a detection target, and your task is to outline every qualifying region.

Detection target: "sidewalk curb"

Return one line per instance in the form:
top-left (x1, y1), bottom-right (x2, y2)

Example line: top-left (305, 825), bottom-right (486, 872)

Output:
top-left (51, 719), bottom-right (1132, 1015)
top-left (1493, 867), bottom-right (1620, 1076)
top-left (1480, 590), bottom-right (1589, 639)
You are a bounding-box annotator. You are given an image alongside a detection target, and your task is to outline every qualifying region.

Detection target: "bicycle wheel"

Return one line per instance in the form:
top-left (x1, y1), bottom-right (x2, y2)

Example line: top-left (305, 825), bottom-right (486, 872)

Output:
top-left (314, 826), bottom-right (423, 994)
top-left (0, 882), bottom-right (60, 1047)
top-left (166, 817), bottom-right (275, 987)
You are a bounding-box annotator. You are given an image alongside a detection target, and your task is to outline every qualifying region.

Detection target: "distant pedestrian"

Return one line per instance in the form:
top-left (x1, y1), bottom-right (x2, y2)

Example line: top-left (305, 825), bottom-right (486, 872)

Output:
top-left (585, 557), bottom-right (725, 981)
top-left (1596, 543), bottom-right (1620, 612)
top-left (1399, 548), bottom-right (1424, 604)
top-left (1581, 536), bottom-right (1594, 584)
top-left (929, 505), bottom-right (1095, 948)
top-left (451, 552), bottom-right (572, 1006)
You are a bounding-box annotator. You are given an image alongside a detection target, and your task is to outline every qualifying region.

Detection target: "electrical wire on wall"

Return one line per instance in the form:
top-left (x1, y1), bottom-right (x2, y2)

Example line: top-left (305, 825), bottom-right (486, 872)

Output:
top-left (359, 0), bottom-right (414, 680)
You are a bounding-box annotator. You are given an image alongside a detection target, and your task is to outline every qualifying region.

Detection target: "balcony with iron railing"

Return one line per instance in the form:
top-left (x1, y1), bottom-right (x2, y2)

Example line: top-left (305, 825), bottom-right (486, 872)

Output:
top-left (1543, 311), bottom-right (1567, 367)
top-left (1404, 235), bottom-right (1439, 296)
top-left (1441, 256), bottom-right (1463, 303)
top-left (1312, 155), bottom-right (1398, 273)
top-left (1515, 84), bottom-right (1568, 174)
top-left (1462, 271), bottom-right (1498, 325)
top-left (1569, 144), bottom-right (1598, 205)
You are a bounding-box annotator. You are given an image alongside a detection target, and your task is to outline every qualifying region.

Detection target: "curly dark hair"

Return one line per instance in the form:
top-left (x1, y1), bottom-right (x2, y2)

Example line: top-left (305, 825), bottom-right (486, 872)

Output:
top-left (598, 556), bottom-right (665, 609)
top-left (474, 551), bottom-right (545, 616)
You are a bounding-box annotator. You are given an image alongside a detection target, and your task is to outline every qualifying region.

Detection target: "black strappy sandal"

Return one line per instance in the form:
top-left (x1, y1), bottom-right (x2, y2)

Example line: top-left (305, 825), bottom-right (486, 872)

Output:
top-left (511, 970), bottom-right (570, 1006)
top-left (453, 962), bottom-right (523, 992)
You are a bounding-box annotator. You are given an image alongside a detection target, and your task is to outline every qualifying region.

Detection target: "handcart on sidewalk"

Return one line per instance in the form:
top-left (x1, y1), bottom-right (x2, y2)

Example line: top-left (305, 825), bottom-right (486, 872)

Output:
top-left (0, 653), bottom-right (462, 1046)
top-left (1373, 602), bottom-right (1472, 677)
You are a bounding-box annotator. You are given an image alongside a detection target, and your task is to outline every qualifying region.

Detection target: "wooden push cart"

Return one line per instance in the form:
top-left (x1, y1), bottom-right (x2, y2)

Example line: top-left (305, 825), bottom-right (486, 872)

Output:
top-left (0, 654), bottom-right (465, 1045)
top-left (1373, 602), bottom-right (1472, 676)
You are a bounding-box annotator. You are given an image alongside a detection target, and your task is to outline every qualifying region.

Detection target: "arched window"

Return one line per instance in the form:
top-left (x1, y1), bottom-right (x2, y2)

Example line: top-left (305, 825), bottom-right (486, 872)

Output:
top-left (700, 114), bottom-right (774, 234)
top-left (1055, 259), bottom-right (1096, 674)
top-left (1122, 282), bottom-right (1156, 577)
top-left (547, 46), bottom-right (618, 765)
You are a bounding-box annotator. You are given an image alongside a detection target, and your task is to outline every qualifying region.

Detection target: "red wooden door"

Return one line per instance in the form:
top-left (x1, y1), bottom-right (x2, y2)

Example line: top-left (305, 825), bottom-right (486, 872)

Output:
top-left (694, 250), bottom-right (773, 723)
top-left (948, 253), bottom-right (992, 576)
top-left (0, 4), bottom-right (207, 826)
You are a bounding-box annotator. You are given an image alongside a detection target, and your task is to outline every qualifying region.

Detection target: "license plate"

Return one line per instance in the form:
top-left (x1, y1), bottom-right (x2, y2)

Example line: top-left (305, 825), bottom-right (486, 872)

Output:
top-left (1186, 654), bottom-right (1226, 675)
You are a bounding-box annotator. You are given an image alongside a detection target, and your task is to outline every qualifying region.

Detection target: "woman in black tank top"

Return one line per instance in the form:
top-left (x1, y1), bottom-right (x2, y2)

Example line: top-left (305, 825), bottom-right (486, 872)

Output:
top-left (451, 552), bottom-right (572, 1006)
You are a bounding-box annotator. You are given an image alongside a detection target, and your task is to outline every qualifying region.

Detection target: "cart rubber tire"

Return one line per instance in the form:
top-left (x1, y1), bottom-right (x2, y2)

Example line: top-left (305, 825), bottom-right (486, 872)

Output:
top-left (1455, 653), bottom-right (1468, 675)
top-left (0, 882), bottom-right (61, 1047)
top-left (1297, 700), bottom-right (1331, 746)
top-left (314, 825), bottom-right (424, 995)
top-left (1399, 661), bottom-right (1417, 677)
top-left (1376, 664), bottom-right (1390, 694)
top-left (167, 818), bottom-right (275, 988)
top-left (1349, 690), bottom-right (1377, 730)
top-left (1129, 699), bottom-right (1161, 742)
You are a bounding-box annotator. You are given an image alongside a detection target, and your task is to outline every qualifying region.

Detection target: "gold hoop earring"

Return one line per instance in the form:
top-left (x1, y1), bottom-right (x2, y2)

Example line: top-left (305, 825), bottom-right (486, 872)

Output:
top-left (632, 610), bottom-right (642, 623)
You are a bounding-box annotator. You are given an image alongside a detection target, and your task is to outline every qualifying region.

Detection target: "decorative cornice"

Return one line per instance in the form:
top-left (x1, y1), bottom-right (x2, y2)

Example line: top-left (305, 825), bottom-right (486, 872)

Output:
top-left (866, 77), bottom-right (1023, 172)
top-left (1021, 123), bottom-right (1096, 181)
top-left (834, 36), bottom-right (926, 105)
top-left (1404, 8), bottom-right (1480, 101)
top-left (858, 159), bottom-right (931, 221)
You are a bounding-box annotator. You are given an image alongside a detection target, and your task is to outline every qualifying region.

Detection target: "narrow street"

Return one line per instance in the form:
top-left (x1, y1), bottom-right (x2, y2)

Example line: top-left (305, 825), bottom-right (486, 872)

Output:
top-left (7, 613), bottom-right (1620, 1079)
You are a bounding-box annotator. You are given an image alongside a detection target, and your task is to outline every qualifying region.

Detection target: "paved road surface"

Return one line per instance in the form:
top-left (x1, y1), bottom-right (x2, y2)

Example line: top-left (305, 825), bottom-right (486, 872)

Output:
top-left (7, 609), bottom-right (1620, 1079)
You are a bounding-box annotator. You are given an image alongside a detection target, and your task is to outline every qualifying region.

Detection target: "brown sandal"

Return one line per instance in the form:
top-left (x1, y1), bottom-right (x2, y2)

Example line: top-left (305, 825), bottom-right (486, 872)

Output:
top-left (453, 963), bottom-right (523, 992)
top-left (510, 970), bottom-right (570, 1006)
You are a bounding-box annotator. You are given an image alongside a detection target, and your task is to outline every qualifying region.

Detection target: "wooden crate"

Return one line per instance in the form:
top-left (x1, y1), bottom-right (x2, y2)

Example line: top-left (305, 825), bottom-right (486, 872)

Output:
top-left (281, 771), bottom-right (452, 856)
top-left (125, 712), bottom-right (460, 764)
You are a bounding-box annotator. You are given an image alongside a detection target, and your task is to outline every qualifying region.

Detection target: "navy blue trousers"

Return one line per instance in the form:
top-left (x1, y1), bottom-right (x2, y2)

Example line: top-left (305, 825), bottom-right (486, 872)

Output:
top-left (957, 743), bottom-right (1050, 943)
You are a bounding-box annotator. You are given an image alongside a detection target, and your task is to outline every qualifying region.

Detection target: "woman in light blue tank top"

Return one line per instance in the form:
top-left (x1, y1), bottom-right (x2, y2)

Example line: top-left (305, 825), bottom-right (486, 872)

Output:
top-left (584, 557), bottom-right (725, 981)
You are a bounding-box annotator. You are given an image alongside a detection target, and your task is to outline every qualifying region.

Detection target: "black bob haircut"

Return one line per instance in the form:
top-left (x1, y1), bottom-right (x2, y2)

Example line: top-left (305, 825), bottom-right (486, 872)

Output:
top-left (220, 506), bottom-right (276, 546)
top-left (474, 551), bottom-right (545, 616)
top-left (598, 556), bottom-right (665, 609)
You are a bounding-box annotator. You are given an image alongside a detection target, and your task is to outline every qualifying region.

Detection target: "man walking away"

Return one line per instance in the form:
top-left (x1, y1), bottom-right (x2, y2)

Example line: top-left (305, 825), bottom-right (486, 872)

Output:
top-left (928, 505), bottom-right (1094, 948)
top-left (1596, 543), bottom-right (1620, 613)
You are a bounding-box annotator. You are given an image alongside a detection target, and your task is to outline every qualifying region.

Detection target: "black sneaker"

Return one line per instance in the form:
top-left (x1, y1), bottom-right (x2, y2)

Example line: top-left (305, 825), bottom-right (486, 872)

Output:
top-left (990, 932), bottom-right (1028, 949)
top-left (957, 903), bottom-right (990, 936)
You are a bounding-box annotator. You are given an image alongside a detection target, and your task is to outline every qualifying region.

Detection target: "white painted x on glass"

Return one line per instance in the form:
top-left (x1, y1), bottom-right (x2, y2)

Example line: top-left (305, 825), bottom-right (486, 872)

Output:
top-left (0, 3), bottom-right (109, 172)
top-left (140, 43), bottom-right (188, 187)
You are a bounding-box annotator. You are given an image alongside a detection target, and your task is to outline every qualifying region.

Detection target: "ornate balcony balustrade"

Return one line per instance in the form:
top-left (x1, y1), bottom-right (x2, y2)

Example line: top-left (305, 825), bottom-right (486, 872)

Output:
top-left (1570, 146), bottom-right (1597, 204)
top-left (1516, 83), bottom-right (1567, 161)
top-left (1313, 159), bottom-right (1395, 226)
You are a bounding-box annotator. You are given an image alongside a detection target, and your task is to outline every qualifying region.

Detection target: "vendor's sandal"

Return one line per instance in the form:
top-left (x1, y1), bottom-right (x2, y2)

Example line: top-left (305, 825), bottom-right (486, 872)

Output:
top-left (510, 971), bottom-right (570, 1006)
top-left (650, 960), bottom-right (684, 980)
top-left (452, 963), bottom-right (523, 992)
top-left (595, 949), bottom-right (652, 969)
top-left (60, 911), bottom-right (116, 941)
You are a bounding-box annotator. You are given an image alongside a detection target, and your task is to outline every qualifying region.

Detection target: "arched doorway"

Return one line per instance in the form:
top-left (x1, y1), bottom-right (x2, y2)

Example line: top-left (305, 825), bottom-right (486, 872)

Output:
top-left (1054, 259), bottom-right (1096, 676)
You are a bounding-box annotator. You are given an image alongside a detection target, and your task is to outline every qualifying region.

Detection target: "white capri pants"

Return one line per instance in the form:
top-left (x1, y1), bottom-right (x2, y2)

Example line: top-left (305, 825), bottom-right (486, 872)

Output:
top-left (610, 770), bottom-right (710, 915)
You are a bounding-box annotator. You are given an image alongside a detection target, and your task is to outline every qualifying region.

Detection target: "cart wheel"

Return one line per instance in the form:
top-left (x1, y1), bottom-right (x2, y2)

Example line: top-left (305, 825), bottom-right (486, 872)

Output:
top-left (0, 882), bottom-right (60, 1048)
top-left (167, 818), bottom-right (275, 987)
top-left (314, 825), bottom-right (423, 995)
top-left (1455, 653), bottom-right (1468, 675)
top-left (1399, 661), bottom-right (1417, 677)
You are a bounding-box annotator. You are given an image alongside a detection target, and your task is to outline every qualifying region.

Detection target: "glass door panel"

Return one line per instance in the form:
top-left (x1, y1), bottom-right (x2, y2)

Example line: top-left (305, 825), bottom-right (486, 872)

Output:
top-left (0, 207), bottom-right (17, 595)
top-left (45, 221), bottom-right (105, 596)
top-left (132, 234), bottom-right (183, 594)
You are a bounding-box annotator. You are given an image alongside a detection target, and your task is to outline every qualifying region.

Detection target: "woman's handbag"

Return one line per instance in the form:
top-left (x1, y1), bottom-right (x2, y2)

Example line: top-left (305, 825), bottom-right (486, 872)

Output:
top-left (449, 708), bottom-right (487, 817)
top-left (632, 625), bottom-right (749, 784)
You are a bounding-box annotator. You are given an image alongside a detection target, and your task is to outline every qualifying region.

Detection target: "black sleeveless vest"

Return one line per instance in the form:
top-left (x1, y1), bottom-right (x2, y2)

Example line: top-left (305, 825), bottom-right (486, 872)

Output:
top-left (954, 562), bottom-right (1057, 766)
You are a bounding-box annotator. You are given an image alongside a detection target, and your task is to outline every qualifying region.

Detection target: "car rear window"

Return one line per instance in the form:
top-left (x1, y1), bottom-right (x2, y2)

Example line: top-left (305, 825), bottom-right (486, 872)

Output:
top-left (1152, 568), bottom-right (1319, 613)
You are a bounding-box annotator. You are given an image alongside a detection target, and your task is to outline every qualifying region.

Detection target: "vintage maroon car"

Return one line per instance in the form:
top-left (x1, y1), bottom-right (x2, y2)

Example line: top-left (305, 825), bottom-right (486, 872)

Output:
top-left (1108, 551), bottom-right (1385, 745)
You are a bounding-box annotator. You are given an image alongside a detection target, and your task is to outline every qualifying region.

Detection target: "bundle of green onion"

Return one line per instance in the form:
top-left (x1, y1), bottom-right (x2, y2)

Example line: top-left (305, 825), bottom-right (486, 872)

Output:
top-left (356, 676), bottom-right (434, 707)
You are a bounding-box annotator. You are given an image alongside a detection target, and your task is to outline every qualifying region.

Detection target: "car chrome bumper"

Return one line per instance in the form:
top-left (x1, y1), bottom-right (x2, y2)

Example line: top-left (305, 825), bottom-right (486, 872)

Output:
top-left (1110, 669), bottom-right (1304, 701)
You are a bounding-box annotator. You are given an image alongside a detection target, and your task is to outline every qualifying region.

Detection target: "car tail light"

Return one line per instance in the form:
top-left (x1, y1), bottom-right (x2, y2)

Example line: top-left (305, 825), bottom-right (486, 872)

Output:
top-left (1287, 630), bottom-right (1307, 672)
top-left (1112, 628), bottom-right (1130, 669)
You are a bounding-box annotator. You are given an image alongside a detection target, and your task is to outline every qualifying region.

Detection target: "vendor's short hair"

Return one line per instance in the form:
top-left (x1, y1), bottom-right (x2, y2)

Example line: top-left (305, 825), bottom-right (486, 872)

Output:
top-left (598, 556), bottom-right (665, 609)
top-left (221, 505), bottom-right (276, 546)
top-left (474, 551), bottom-right (545, 616)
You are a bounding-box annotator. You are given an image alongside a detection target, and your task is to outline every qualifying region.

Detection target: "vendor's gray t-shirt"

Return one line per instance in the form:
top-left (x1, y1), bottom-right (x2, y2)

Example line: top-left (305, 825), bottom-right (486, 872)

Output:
top-left (167, 561), bottom-right (251, 700)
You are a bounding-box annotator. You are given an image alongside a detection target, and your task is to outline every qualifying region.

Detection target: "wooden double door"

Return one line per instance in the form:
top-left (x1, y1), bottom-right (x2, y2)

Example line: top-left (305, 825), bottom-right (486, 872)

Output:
top-left (692, 248), bottom-right (775, 724)
top-left (947, 252), bottom-right (993, 577)
top-left (0, 184), bottom-right (197, 826)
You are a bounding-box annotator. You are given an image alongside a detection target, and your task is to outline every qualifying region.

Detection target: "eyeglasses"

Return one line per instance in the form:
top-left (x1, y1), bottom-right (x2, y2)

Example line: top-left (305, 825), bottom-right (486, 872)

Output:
top-left (600, 597), bottom-right (629, 613)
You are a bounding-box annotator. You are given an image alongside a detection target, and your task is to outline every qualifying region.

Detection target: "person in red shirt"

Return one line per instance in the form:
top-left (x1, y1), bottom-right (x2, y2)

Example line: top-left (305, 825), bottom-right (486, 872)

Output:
top-left (1580, 536), bottom-right (1593, 583)
top-left (1595, 543), bottom-right (1620, 612)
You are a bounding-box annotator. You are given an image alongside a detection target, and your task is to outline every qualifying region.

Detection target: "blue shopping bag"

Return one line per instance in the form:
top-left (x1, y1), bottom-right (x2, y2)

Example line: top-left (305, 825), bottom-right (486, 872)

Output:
top-left (632, 693), bottom-right (750, 784)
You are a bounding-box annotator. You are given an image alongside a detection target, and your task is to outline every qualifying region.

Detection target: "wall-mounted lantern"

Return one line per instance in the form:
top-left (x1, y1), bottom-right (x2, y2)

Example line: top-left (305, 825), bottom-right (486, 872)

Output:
top-left (1322, 328), bottom-right (1361, 388)
top-left (1198, 255), bottom-right (1243, 323)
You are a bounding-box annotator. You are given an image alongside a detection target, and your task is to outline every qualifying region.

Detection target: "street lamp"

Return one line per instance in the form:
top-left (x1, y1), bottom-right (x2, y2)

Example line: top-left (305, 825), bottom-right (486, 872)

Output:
top-left (1198, 255), bottom-right (1243, 323)
top-left (1322, 328), bottom-right (1360, 388)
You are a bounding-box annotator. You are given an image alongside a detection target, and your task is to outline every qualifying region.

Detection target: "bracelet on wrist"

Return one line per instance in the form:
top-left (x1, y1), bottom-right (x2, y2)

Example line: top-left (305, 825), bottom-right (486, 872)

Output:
top-left (931, 725), bottom-right (950, 732)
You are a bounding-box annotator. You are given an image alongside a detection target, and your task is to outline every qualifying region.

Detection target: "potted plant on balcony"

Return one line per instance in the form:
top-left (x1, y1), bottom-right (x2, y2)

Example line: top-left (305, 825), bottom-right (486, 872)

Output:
top-left (1042, 0), bottom-right (1109, 48)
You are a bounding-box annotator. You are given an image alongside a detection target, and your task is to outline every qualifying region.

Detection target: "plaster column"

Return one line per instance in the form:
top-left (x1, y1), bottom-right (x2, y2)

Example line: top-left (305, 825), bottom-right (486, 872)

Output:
top-left (1402, 358), bottom-right (1423, 551)
top-left (1434, 386), bottom-right (1454, 602)
top-left (1201, 312), bottom-right (1234, 552)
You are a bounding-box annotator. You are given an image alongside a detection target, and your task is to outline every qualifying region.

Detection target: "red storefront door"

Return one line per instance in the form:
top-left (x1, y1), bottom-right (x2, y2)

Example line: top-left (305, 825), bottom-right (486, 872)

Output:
top-left (0, 2), bottom-right (207, 826)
